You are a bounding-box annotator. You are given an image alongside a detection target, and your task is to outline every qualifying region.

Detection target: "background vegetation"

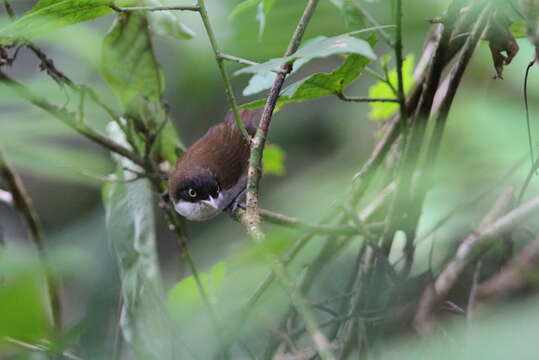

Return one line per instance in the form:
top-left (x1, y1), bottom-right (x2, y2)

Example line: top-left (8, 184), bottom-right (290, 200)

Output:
top-left (1, 0), bottom-right (539, 359)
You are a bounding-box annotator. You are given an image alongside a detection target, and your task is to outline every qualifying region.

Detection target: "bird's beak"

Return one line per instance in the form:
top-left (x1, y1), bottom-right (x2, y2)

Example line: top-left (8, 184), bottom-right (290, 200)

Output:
top-left (202, 196), bottom-right (219, 210)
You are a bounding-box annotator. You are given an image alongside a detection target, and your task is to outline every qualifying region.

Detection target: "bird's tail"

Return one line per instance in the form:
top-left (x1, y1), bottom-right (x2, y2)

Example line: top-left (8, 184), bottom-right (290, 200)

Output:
top-left (225, 109), bottom-right (261, 136)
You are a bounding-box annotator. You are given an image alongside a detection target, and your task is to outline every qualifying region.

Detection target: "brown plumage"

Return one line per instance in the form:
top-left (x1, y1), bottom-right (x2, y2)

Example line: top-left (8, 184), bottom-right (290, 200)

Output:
top-left (168, 109), bottom-right (259, 201)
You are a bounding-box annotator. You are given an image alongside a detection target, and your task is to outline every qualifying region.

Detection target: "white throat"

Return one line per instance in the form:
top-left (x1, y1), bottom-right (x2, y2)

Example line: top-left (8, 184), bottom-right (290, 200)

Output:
top-left (174, 193), bottom-right (226, 221)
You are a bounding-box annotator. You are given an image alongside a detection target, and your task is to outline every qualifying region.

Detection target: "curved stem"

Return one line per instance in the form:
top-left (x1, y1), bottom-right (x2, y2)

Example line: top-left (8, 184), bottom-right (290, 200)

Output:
top-left (196, 0), bottom-right (249, 140)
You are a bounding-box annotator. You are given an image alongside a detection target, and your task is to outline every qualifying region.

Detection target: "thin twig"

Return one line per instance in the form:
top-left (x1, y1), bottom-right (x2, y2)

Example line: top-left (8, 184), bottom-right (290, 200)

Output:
top-left (394, 0), bottom-right (406, 122)
top-left (240, 1), bottom-right (335, 358)
top-left (110, 4), bottom-right (200, 12)
top-left (0, 150), bottom-right (62, 330)
top-left (4, 337), bottom-right (82, 360)
top-left (414, 187), bottom-right (518, 334)
top-left (3, 0), bottom-right (15, 19)
top-left (246, 208), bottom-right (368, 236)
top-left (245, 0), bottom-right (321, 233)
top-left (219, 53), bottom-right (260, 67)
top-left (476, 235), bottom-right (539, 301)
top-left (0, 70), bottom-right (146, 167)
top-left (466, 261), bottom-right (482, 322)
top-left (196, 0), bottom-right (248, 139)
top-left (149, 178), bottom-right (225, 348)
top-left (336, 93), bottom-right (399, 103)
top-left (352, 2), bottom-right (393, 47)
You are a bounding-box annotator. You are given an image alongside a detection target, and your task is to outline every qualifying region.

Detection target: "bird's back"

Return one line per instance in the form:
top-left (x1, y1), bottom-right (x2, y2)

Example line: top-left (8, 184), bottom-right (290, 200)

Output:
top-left (171, 109), bottom-right (260, 190)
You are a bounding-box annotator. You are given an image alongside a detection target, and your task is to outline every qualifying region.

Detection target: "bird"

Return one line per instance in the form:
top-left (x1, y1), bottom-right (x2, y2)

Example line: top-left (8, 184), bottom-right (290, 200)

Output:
top-left (168, 109), bottom-right (259, 221)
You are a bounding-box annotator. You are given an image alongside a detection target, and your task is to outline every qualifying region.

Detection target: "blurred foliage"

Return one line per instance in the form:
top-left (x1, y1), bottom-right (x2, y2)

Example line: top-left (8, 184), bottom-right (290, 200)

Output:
top-left (0, 0), bottom-right (112, 44)
top-left (262, 143), bottom-right (286, 175)
top-left (103, 123), bottom-right (175, 359)
top-left (0, 249), bottom-right (51, 346)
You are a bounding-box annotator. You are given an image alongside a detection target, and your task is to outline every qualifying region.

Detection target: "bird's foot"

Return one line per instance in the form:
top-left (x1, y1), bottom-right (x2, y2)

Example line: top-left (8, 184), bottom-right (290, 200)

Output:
top-left (227, 189), bottom-right (247, 217)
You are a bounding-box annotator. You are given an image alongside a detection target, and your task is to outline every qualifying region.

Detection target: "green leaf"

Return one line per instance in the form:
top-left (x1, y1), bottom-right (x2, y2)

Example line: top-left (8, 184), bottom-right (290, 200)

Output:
top-left (0, 249), bottom-right (51, 344)
top-left (156, 121), bottom-right (185, 164)
top-left (256, 1), bottom-right (266, 40)
top-left (101, 11), bottom-right (183, 164)
top-left (257, 0), bottom-right (277, 39)
top-left (368, 54), bottom-right (415, 121)
top-left (0, 0), bottom-right (112, 45)
top-left (342, 0), bottom-right (365, 29)
top-left (145, 0), bottom-right (195, 39)
top-left (229, 0), bottom-right (261, 20)
top-left (3, 140), bottom-right (111, 186)
top-left (264, 0), bottom-right (277, 12)
top-left (263, 144), bottom-right (286, 175)
top-left (27, 0), bottom-right (65, 13)
top-left (510, 18), bottom-right (526, 38)
top-left (239, 34), bottom-right (374, 96)
top-left (167, 262), bottom-right (227, 320)
top-left (330, 0), bottom-right (365, 30)
top-left (101, 12), bottom-right (164, 110)
top-left (242, 50), bottom-right (314, 95)
top-left (241, 54), bottom-right (371, 109)
top-left (228, 0), bottom-right (275, 38)
top-left (103, 122), bottom-right (175, 359)
top-left (236, 33), bottom-right (376, 76)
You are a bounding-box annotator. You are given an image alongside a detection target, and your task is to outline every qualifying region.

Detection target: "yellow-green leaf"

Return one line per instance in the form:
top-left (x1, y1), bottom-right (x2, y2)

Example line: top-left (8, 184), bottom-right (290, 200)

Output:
top-left (167, 262), bottom-right (227, 320)
top-left (368, 54), bottom-right (415, 121)
top-left (263, 144), bottom-right (286, 175)
top-left (0, 0), bottom-right (112, 45)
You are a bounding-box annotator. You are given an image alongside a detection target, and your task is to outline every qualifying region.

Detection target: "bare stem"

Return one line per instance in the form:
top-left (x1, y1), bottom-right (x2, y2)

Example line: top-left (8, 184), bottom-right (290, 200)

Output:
top-left (0, 71), bottom-right (146, 168)
top-left (414, 187), bottom-right (532, 334)
top-left (336, 93), bottom-right (399, 103)
top-left (241, 3), bottom-right (335, 356)
top-left (196, 0), bottom-right (248, 140)
top-left (353, 2), bottom-right (393, 46)
top-left (394, 0), bottom-right (406, 121)
top-left (0, 150), bottom-right (62, 330)
top-left (219, 53), bottom-right (260, 67)
top-left (3, 0), bottom-right (15, 19)
top-left (110, 4), bottom-right (200, 12)
top-left (245, 0), bottom-right (321, 232)
top-left (237, 208), bottom-right (365, 236)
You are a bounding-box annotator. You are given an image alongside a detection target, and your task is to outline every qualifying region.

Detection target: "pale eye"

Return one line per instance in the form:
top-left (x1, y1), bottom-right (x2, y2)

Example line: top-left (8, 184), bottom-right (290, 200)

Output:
top-left (188, 188), bottom-right (197, 198)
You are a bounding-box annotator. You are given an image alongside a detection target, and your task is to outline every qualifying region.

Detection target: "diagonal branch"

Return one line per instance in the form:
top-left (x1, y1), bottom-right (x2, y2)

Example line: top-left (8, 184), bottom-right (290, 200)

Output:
top-left (245, 0), bottom-right (321, 234)
top-left (412, 187), bottom-right (539, 334)
top-left (238, 1), bottom-right (335, 358)
top-left (196, 0), bottom-right (248, 140)
top-left (110, 4), bottom-right (200, 12)
top-left (0, 70), bottom-right (146, 167)
top-left (0, 150), bottom-right (62, 330)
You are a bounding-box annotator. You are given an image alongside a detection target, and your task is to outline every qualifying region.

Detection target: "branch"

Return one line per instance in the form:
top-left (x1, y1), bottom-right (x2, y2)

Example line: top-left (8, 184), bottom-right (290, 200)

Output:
top-left (414, 187), bottom-right (533, 334)
top-left (238, 208), bottom-right (365, 236)
top-left (110, 4), bottom-right (200, 12)
top-left (245, 0), bottom-right (321, 233)
top-left (0, 70), bottom-right (146, 167)
top-left (352, 2), bottom-right (393, 47)
top-left (4, 337), bottom-right (82, 360)
top-left (0, 150), bottom-right (62, 330)
top-left (219, 53), bottom-right (260, 67)
top-left (196, 0), bottom-right (248, 140)
top-left (239, 2), bottom-right (335, 358)
top-left (476, 234), bottom-right (539, 301)
top-left (3, 0), bottom-right (15, 19)
top-left (336, 93), bottom-right (399, 103)
top-left (394, 0), bottom-right (406, 122)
